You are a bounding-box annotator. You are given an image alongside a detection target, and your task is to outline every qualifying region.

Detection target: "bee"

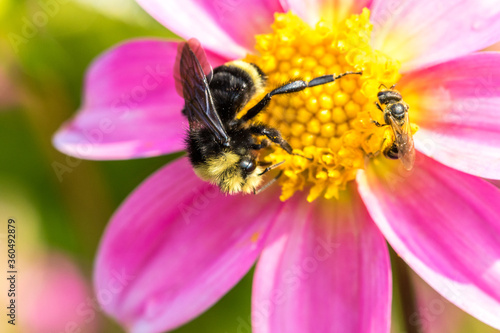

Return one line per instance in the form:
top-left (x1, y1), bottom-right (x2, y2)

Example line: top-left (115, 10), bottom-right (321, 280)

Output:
top-left (175, 38), bottom-right (362, 194)
top-left (373, 84), bottom-right (415, 170)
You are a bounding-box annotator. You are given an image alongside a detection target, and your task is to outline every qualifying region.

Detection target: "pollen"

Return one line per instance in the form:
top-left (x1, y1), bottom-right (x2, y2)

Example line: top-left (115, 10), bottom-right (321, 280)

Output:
top-left (243, 9), bottom-right (410, 202)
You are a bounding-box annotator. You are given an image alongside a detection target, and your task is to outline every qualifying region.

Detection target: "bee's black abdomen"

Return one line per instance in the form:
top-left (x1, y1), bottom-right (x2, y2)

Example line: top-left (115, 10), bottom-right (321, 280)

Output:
top-left (182, 61), bottom-right (266, 174)
top-left (384, 143), bottom-right (399, 159)
top-left (185, 127), bottom-right (224, 167)
top-left (209, 64), bottom-right (265, 122)
top-left (247, 63), bottom-right (266, 80)
top-left (185, 121), bottom-right (256, 167)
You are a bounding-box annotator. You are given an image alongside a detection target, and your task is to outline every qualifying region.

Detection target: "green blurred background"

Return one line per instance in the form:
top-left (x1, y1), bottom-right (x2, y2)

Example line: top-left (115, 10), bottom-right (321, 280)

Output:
top-left (0, 0), bottom-right (498, 332)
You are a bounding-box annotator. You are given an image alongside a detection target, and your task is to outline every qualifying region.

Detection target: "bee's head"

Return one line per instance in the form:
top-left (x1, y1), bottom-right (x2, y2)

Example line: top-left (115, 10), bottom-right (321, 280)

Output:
top-left (233, 155), bottom-right (263, 194)
top-left (378, 89), bottom-right (402, 105)
top-left (193, 152), bottom-right (263, 194)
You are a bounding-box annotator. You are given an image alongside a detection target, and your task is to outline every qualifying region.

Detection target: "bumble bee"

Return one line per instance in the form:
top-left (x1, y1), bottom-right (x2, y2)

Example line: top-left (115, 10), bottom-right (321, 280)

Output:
top-left (373, 85), bottom-right (415, 170)
top-left (175, 38), bottom-right (362, 194)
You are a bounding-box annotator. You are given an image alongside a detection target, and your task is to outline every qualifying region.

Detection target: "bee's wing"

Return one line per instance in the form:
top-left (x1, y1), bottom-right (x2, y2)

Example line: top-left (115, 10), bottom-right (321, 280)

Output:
top-left (174, 38), bottom-right (229, 144)
top-left (388, 111), bottom-right (415, 170)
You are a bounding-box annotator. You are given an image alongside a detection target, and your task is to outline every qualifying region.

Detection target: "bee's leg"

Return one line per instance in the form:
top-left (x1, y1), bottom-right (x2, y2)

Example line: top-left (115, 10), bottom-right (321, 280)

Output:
top-left (258, 160), bottom-right (285, 176)
top-left (371, 120), bottom-right (385, 127)
top-left (366, 137), bottom-right (386, 158)
top-left (372, 102), bottom-right (387, 127)
top-left (251, 139), bottom-right (270, 151)
top-left (366, 150), bottom-right (380, 158)
top-left (249, 124), bottom-right (313, 160)
top-left (254, 170), bottom-right (283, 195)
top-left (241, 71), bottom-right (363, 122)
top-left (249, 125), bottom-right (293, 153)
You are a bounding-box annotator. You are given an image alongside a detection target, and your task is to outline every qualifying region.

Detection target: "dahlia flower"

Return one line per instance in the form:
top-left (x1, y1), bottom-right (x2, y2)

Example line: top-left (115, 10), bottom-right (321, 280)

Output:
top-left (53, 0), bottom-right (500, 332)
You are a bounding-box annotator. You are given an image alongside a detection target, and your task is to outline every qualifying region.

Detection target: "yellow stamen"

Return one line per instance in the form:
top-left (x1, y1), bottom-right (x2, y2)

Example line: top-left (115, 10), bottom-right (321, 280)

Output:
top-left (242, 9), bottom-right (417, 201)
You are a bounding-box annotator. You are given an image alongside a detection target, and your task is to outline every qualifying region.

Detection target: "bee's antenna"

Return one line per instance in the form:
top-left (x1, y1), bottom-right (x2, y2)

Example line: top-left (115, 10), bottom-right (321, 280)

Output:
top-left (292, 152), bottom-right (313, 161)
top-left (374, 102), bottom-right (384, 112)
top-left (307, 71), bottom-right (363, 87)
top-left (379, 83), bottom-right (397, 90)
top-left (258, 160), bottom-right (285, 176)
top-left (254, 171), bottom-right (283, 195)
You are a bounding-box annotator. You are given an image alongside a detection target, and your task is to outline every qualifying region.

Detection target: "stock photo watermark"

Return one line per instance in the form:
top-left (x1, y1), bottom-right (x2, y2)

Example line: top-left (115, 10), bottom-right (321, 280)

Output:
top-left (408, 298), bottom-right (446, 332)
top-left (5, 218), bottom-right (17, 326)
top-left (52, 63), bottom-right (170, 182)
top-left (233, 236), bottom-right (341, 332)
top-left (57, 268), bottom-right (135, 333)
top-left (179, 185), bottom-right (220, 225)
top-left (214, 0), bottom-right (246, 21)
top-left (8, 0), bottom-right (72, 53)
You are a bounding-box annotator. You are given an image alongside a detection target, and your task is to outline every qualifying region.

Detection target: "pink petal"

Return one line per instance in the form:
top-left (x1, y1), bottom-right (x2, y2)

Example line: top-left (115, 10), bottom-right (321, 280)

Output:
top-left (357, 153), bottom-right (500, 329)
top-left (252, 188), bottom-right (391, 333)
top-left (281, 0), bottom-right (373, 27)
top-left (53, 39), bottom-right (226, 160)
top-left (399, 52), bottom-right (500, 179)
top-left (370, 0), bottom-right (500, 72)
top-left (136, 0), bottom-right (284, 59)
top-left (95, 157), bottom-right (284, 333)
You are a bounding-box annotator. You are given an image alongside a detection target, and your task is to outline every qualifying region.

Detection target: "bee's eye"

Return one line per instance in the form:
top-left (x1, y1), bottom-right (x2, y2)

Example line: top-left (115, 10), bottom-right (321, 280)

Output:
top-left (240, 158), bottom-right (256, 174)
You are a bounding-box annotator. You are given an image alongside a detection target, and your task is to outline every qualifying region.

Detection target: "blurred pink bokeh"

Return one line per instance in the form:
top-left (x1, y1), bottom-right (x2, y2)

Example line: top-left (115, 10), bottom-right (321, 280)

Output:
top-left (19, 252), bottom-right (99, 333)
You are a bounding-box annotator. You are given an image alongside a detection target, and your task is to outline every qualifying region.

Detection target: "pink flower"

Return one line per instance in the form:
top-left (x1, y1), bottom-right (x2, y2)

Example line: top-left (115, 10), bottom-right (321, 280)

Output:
top-left (19, 252), bottom-right (99, 333)
top-left (53, 0), bottom-right (500, 332)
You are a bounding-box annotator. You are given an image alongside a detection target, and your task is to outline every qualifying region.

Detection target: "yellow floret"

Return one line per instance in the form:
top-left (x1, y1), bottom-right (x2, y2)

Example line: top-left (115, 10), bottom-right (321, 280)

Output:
top-left (241, 9), bottom-right (412, 201)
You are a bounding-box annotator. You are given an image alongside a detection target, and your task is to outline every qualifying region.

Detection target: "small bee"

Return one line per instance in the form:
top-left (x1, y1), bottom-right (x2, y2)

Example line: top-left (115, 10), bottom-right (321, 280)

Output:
top-left (175, 38), bottom-right (362, 194)
top-left (373, 84), bottom-right (415, 170)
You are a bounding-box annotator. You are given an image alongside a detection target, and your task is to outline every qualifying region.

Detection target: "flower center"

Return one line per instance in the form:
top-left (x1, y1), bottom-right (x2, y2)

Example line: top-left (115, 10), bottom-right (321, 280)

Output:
top-left (243, 9), bottom-right (411, 201)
